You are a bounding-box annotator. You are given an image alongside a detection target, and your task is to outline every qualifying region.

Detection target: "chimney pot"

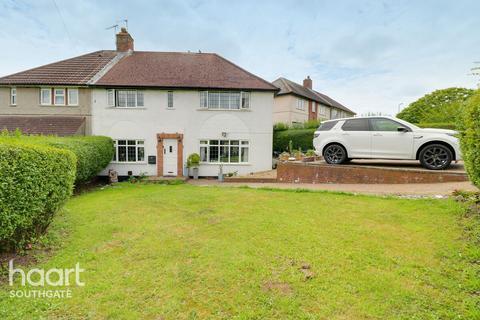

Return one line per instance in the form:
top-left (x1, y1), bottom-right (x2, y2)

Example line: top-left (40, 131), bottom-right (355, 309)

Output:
top-left (303, 76), bottom-right (312, 89)
top-left (116, 28), bottom-right (134, 52)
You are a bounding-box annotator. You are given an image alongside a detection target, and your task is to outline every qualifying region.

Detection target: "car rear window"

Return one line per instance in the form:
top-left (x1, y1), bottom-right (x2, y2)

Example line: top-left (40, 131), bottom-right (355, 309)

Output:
top-left (341, 119), bottom-right (370, 131)
top-left (317, 121), bottom-right (338, 131)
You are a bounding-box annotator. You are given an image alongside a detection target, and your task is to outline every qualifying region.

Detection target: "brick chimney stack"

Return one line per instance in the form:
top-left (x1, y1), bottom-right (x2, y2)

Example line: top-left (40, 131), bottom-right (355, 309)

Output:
top-left (116, 28), bottom-right (134, 52)
top-left (303, 76), bottom-right (312, 89)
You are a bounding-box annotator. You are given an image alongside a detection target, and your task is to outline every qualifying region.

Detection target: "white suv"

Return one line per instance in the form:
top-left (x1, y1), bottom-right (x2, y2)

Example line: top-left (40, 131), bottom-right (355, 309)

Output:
top-left (313, 116), bottom-right (461, 170)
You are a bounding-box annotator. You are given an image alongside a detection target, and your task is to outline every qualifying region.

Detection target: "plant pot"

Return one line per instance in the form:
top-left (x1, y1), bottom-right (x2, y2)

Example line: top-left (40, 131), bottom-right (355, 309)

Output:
top-left (189, 167), bottom-right (199, 180)
top-left (302, 156), bottom-right (315, 162)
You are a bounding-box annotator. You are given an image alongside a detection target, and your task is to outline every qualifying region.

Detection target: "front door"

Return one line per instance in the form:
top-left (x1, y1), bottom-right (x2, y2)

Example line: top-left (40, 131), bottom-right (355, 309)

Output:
top-left (163, 139), bottom-right (178, 176)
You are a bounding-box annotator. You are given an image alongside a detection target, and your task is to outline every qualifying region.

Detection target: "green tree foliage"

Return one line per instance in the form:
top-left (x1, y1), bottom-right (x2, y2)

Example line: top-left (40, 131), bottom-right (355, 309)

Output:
top-left (397, 88), bottom-right (474, 124)
top-left (459, 90), bottom-right (480, 188)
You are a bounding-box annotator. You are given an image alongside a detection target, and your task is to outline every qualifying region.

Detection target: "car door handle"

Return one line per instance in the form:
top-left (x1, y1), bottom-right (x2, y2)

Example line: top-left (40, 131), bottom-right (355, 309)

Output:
top-left (342, 133), bottom-right (349, 136)
top-left (373, 133), bottom-right (382, 136)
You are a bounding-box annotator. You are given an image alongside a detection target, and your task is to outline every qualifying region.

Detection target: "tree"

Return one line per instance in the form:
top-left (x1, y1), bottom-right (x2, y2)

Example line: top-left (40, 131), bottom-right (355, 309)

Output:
top-left (396, 88), bottom-right (475, 124)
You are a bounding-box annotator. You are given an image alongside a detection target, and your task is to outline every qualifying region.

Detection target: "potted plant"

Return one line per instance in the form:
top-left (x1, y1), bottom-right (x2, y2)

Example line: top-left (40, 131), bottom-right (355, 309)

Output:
top-left (279, 151), bottom-right (290, 161)
top-left (294, 148), bottom-right (304, 161)
top-left (303, 149), bottom-right (316, 162)
top-left (186, 153), bottom-right (200, 179)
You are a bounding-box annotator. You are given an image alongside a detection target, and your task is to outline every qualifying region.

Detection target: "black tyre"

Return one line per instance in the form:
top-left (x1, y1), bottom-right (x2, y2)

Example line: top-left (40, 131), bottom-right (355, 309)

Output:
top-left (323, 144), bottom-right (348, 164)
top-left (419, 144), bottom-right (452, 170)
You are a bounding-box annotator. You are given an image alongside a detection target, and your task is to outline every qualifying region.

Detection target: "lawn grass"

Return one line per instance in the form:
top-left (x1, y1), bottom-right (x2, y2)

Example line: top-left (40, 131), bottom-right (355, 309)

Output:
top-left (1, 184), bottom-right (478, 319)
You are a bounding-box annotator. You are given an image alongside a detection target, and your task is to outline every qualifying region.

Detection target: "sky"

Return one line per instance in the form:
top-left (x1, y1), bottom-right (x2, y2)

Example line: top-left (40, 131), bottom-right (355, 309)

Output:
top-left (1, 0), bottom-right (479, 115)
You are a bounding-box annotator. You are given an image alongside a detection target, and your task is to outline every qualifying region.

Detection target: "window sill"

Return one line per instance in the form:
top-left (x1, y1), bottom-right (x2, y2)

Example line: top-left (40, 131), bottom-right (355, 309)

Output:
top-left (9, 105), bottom-right (17, 107)
top-left (111, 161), bottom-right (148, 164)
top-left (196, 108), bottom-right (251, 112)
top-left (107, 107), bottom-right (147, 110)
top-left (200, 162), bottom-right (251, 166)
top-left (40, 105), bottom-right (79, 107)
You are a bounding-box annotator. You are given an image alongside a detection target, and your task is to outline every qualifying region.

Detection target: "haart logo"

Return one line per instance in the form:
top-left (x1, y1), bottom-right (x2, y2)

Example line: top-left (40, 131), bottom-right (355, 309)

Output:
top-left (8, 260), bottom-right (85, 299)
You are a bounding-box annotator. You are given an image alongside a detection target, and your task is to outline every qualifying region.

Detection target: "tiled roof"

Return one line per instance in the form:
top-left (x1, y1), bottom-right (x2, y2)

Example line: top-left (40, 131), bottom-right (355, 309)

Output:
top-left (0, 116), bottom-right (85, 136)
top-left (95, 51), bottom-right (278, 90)
top-left (0, 51), bottom-right (118, 85)
top-left (272, 77), bottom-right (355, 114)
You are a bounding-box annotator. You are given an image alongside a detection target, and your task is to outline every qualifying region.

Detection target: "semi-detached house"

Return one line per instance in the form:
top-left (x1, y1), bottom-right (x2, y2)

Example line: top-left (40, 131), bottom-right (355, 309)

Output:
top-left (0, 28), bottom-right (278, 177)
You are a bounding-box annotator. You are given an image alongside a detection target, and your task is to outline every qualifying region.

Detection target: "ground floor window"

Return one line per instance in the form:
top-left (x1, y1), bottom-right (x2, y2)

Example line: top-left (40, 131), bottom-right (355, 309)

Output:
top-left (200, 140), bottom-right (249, 163)
top-left (113, 139), bottom-right (145, 162)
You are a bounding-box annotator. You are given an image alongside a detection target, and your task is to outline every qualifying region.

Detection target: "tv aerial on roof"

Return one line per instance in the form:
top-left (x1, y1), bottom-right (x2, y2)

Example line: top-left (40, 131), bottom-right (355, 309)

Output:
top-left (106, 19), bottom-right (128, 35)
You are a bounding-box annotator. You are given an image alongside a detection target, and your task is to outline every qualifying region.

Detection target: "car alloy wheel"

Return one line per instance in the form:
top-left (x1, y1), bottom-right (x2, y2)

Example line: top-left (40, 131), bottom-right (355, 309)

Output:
top-left (324, 144), bottom-right (346, 164)
top-left (420, 144), bottom-right (452, 170)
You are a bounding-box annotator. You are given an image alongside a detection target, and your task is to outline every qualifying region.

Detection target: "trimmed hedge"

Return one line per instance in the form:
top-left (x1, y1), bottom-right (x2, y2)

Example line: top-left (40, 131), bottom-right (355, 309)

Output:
top-left (44, 136), bottom-right (114, 183)
top-left (416, 122), bottom-right (457, 130)
top-left (273, 128), bottom-right (316, 153)
top-left (0, 141), bottom-right (76, 251)
top-left (0, 135), bottom-right (114, 183)
top-left (459, 91), bottom-right (480, 188)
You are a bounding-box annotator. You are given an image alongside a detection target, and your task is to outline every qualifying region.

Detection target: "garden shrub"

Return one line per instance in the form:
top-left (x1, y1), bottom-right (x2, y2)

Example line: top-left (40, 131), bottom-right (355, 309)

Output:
top-left (459, 91), bottom-right (480, 188)
top-left (416, 122), bottom-right (457, 130)
top-left (0, 141), bottom-right (76, 251)
top-left (0, 135), bottom-right (114, 183)
top-left (273, 128), bottom-right (316, 153)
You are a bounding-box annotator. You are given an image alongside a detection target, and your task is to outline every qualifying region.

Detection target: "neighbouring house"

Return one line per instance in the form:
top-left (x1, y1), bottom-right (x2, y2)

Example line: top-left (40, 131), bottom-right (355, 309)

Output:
top-left (272, 77), bottom-right (355, 125)
top-left (0, 28), bottom-right (278, 177)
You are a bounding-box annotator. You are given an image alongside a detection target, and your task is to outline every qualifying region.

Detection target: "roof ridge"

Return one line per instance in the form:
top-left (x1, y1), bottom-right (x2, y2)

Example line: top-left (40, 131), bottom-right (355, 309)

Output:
top-left (88, 52), bottom-right (130, 85)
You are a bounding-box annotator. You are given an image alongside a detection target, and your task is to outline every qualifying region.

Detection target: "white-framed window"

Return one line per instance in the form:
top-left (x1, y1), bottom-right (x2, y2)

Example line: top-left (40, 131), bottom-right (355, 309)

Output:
top-left (107, 89), bottom-right (144, 108)
top-left (319, 105), bottom-right (328, 117)
top-left (296, 98), bottom-right (306, 111)
top-left (40, 88), bottom-right (51, 105)
top-left (312, 102), bottom-right (316, 113)
top-left (10, 87), bottom-right (16, 105)
top-left (40, 88), bottom-right (79, 106)
top-left (200, 139), bottom-right (249, 163)
top-left (68, 88), bottom-right (79, 106)
top-left (199, 91), bottom-right (250, 110)
top-left (112, 139), bottom-right (145, 163)
top-left (167, 91), bottom-right (173, 109)
top-left (54, 88), bottom-right (65, 105)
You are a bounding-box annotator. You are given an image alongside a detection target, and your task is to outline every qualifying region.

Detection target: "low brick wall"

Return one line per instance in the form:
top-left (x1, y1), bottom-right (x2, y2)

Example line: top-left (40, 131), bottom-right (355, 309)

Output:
top-left (277, 161), bottom-right (469, 184)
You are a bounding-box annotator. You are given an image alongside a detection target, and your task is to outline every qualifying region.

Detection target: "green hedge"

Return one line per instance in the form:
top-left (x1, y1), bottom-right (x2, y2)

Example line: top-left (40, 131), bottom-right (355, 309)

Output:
top-left (44, 136), bottom-right (114, 183)
top-left (0, 135), bottom-right (114, 183)
top-left (416, 122), bottom-right (457, 130)
top-left (460, 91), bottom-right (480, 188)
top-left (273, 128), bottom-right (316, 153)
top-left (0, 141), bottom-right (76, 251)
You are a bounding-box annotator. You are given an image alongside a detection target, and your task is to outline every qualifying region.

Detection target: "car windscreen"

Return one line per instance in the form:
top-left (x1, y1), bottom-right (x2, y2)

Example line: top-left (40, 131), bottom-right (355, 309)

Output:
top-left (317, 121), bottom-right (338, 131)
top-left (341, 119), bottom-right (370, 131)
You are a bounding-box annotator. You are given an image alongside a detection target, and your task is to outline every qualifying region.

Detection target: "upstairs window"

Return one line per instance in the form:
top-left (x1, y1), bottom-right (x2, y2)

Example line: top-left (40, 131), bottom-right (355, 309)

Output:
top-left (10, 87), bottom-right (16, 105)
top-left (200, 91), bottom-right (250, 110)
top-left (54, 89), bottom-right (65, 105)
top-left (108, 89), bottom-right (144, 108)
top-left (40, 88), bottom-right (78, 106)
top-left (40, 88), bottom-right (51, 105)
top-left (167, 91), bottom-right (174, 109)
top-left (68, 88), bottom-right (79, 106)
top-left (296, 98), bottom-right (306, 111)
top-left (113, 139), bottom-right (145, 162)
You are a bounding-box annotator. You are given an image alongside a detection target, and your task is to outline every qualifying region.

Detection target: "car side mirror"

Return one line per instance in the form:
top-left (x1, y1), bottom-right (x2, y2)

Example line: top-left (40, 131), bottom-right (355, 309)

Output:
top-left (397, 127), bottom-right (408, 132)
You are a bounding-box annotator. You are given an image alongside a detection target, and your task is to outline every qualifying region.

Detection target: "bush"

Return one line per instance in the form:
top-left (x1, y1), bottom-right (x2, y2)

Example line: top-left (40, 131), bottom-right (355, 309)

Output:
top-left (397, 87), bottom-right (474, 123)
top-left (416, 122), bottom-right (457, 130)
top-left (0, 135), bottom-right (114, 183)
top-left (45, 136), bottom-right (114, 183)
top-left (273, 128), bottom-right (316, 153)
top-left (0, 141), bottom-right (76, 251)
top-left (187, 153), bottom-right (200, 168)
top-left (273, 122), bottom-right (289, 131)
top-left (459, 91), bottom-right (480, 188)
top-left (303, 119), bottom-right (321, 129)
